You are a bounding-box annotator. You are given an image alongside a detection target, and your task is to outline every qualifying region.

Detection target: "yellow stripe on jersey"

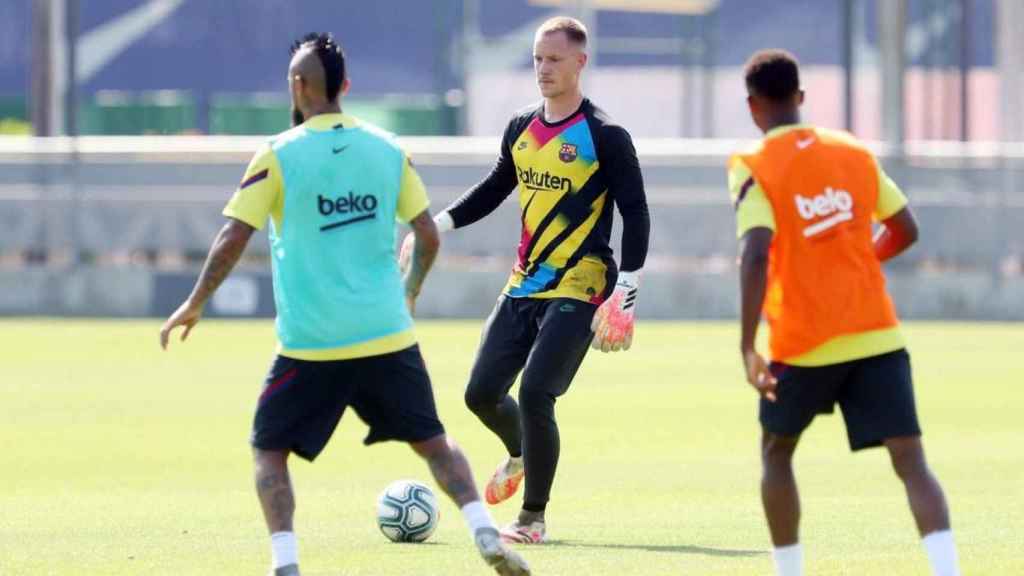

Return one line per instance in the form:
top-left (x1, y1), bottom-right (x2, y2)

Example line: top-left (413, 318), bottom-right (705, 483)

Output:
top-left (525, 182), bottom-right (604, 268)
top-left (280, 328), bottom-right (417, 361)
top-left (303, 112), bottom-right (359, 130)
top-left (397, 157), bottom-right (430, 223)
top-left (784, 326), bottom-right (906, 367)
top-left (505, 112), bottom-right (610, 302)
top-left (728, 124), bottom-right (910, 366)
top-left (227, 115), bottom-right (427, 230)
top-left (224, 143), bottom-right (285, 230)
top-left (875, 166), bottom-right (909, 220)
top-left (729, 142), bottom-right (910, 239)
top-left (729, 158), bottom-right (776, 238)
top-left (225, 112), bottom-right (430, 362)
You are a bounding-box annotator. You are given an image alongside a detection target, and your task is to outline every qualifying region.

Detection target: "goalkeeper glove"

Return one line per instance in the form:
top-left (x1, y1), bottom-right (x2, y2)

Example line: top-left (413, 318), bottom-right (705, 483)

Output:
top-left (590, 270), bottom-right (640, 352)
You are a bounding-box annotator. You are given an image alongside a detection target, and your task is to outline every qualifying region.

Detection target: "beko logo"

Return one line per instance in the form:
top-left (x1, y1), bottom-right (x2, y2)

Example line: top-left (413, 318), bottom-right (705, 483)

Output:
top-left (795, 187), bottom-right (854, 237)
top-left (318, 192), bottom-right (378, 231)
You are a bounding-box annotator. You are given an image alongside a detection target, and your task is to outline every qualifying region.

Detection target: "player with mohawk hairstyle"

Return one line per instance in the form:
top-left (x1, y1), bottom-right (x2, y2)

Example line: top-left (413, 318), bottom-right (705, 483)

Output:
top-left (160, 32), bottom-right (529, 576)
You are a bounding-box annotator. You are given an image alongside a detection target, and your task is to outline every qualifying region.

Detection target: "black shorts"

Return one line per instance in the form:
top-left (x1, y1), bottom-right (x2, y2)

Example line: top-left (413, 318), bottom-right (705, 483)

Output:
top-left (760, 349), bottom-right (921, 451)
top-left (250, 345), bottom-right (445, 461)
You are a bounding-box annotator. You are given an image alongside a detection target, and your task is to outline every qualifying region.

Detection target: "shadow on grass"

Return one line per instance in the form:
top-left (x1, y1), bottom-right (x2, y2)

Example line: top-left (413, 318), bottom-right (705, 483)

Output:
top-left (545, 539), bottom-right (766, 558)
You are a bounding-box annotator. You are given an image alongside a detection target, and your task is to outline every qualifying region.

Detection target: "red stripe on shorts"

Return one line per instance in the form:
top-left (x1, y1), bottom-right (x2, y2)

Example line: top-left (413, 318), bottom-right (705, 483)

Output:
top-left (259, 367), bottom-right (297, 403)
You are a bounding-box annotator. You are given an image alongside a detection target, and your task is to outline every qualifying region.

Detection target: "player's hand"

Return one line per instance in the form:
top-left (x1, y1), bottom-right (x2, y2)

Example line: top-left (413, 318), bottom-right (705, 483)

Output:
top-left (159, 299), bottom-right (204, 350)
top-left (405, 292), bottom-right (417, 317)
top-left (398, 232), bottom-right (415, 276)
top-left (743, 348), bottom-right (777, 402)
top-left (590, 271), bottom-right (639, 353)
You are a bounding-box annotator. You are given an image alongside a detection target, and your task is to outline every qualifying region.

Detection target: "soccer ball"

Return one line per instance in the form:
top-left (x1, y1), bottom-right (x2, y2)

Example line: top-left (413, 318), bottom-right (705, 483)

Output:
top-left (376, 479), bottom-right (440, 543)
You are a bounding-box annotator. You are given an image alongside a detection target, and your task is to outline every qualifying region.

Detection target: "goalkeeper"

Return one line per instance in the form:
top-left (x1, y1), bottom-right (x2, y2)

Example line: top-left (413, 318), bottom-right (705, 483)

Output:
top-left (400, 16), bottom-right (650, 543)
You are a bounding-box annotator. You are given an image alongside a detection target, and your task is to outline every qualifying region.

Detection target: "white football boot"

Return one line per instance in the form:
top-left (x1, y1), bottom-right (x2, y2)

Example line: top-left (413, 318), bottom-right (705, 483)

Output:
top-left (499, 519), bottom-right (546, 544)
top-left (475, 527), bottom-right (531, 575)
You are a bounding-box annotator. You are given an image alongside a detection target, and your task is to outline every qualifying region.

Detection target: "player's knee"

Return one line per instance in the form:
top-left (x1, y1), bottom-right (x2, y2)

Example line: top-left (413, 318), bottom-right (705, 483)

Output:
top-left (761, 434), bottom-right (797, 469)
top-left (518, 385), bottom-right (554, 421)
top-left (890, 452), bottom-right (929, 483)
top-left (463, 385), bottom-right (492, 414)
top-left (886, 437), bottom-right (928, 482)
top-left (410, 433), bottom-right (451, 460)
top-left (253, 447), bottom-right (288, 468)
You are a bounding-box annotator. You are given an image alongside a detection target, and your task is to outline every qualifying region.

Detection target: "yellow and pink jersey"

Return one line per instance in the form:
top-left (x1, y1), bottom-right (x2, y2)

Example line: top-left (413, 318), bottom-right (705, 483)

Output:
top-left (446, 99), bottom-right (650, 303)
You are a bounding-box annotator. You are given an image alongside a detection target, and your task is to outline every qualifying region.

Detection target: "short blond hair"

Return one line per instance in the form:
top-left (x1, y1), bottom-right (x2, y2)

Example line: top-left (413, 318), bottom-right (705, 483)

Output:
top-left (537, 16), bottom-right (588, 47)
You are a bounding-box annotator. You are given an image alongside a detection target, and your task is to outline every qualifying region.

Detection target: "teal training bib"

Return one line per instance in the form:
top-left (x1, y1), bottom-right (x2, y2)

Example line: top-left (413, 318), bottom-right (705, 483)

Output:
top-left (267, 119), bottom-right (411, 351)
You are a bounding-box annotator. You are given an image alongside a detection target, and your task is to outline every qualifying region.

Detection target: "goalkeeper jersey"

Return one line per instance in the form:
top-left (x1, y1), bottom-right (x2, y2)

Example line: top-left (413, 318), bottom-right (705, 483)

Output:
top-left (447, 98), bottom-right (650, 304)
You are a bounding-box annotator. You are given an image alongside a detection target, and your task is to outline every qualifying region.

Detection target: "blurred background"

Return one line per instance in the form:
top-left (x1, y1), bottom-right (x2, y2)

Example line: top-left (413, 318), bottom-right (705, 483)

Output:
top-left (1, 0), bottom-right (1022, 320)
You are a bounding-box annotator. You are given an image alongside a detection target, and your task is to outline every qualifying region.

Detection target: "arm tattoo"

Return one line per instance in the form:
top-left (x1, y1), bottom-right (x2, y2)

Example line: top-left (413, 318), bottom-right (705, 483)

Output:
top-left (407, 238), bottom-right (436, 296)
top-left (405, 211), bottom-right (439, 298)
top-left (189, 220), bottom-right (253, 306)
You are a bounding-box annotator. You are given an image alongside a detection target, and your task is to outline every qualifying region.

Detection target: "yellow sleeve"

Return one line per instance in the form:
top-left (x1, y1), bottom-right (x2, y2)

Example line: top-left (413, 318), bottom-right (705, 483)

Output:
top-left (396, 155), bottom-right (430, 223)
top-left (874, 164), bottom-right (909, 221)
top-left (729, 158), bottom-right (775, 239)
top-left (223, 143), bottom-right (284, 230)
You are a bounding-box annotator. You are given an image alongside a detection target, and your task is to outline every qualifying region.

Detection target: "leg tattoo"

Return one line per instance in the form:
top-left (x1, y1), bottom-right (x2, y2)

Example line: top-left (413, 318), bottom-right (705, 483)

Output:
top-left (413, 435), bottom-right (482, 507)
top-left (255, 450), bottom-right (295, 533)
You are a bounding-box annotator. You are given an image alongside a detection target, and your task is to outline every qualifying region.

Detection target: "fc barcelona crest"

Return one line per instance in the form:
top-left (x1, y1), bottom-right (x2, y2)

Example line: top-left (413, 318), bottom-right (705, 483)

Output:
top-left (558, 143), bottom-right (578, 163)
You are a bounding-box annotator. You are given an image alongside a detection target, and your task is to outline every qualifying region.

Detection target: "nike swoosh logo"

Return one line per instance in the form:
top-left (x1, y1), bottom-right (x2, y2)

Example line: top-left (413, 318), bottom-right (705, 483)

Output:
top-left (332, 145), bottom-right (349, 154)
top-left (796, 138), bottom-right (816, 149)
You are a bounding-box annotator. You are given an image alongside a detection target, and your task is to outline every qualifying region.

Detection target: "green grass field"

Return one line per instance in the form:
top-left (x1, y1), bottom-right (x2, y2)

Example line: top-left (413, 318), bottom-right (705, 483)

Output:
top-left (2, 320), bottom-right (1022, 575)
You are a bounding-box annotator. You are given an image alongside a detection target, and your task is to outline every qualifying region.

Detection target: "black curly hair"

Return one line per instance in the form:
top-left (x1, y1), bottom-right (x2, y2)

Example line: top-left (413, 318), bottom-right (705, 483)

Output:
top-left (744, 49), bottom-right (800, 102)
top-left (291, 32), bottom-right (346, 102)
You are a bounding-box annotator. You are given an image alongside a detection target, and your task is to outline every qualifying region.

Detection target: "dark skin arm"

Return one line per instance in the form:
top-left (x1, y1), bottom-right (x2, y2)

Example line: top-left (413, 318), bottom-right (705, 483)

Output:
top-left (739, 226), bottom-right (778, 401)
top-left (737, 207), bottom-right (915, 399)
top-left (159, 217), bottom-right (255, 349)
top-left (874, 206), bottom-right (919, 262)
top-left (399, 209), bottom-right (441, 315)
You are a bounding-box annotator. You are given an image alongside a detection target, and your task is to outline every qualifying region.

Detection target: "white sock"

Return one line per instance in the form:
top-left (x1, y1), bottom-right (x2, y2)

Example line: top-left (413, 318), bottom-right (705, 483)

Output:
top-left (772, 543), bottom-right (803, 576)
top-left (270, 531), bottom-right (298, 569)
top-left (922, 530), bottom-right (960, 576)
top-left (461, 500), bottom-right (496, 534)
top-left (508, 455), bottom-right (524, 472)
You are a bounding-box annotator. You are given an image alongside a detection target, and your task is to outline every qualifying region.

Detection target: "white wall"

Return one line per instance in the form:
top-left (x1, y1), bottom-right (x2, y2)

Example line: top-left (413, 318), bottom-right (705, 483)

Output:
top-left (468, 66), bottom-right (1003, 141)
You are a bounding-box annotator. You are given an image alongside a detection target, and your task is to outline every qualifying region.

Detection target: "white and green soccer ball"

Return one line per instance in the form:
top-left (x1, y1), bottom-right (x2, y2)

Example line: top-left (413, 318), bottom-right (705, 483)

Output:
top-left (376, 479), bottom-right (439, 543)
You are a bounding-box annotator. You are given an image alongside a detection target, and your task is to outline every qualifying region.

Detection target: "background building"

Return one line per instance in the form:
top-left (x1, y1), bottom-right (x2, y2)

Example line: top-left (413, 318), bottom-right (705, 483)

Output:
top-left (0, 0), bottom-right (1022, 319)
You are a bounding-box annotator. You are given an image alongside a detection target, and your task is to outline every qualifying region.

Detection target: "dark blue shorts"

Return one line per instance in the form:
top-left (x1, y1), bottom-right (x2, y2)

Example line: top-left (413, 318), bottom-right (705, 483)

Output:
top-left (760, 349), bottom-right (922, 451)
top-left (250, 345), bottom-right (445, 461)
